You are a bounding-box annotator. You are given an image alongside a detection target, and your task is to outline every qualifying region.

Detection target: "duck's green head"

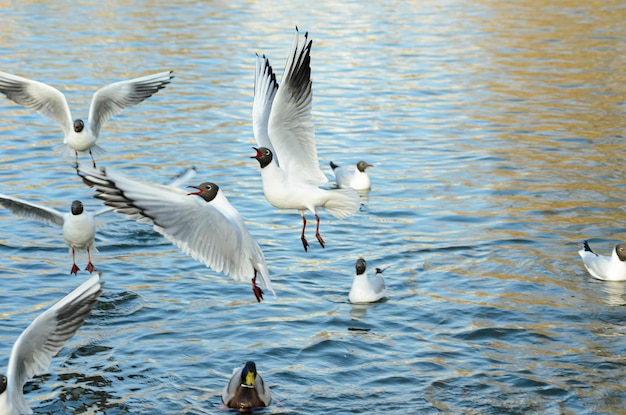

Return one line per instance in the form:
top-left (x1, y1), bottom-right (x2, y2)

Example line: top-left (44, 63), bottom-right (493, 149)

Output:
top-left (241, 361), bottom-right (257, 387)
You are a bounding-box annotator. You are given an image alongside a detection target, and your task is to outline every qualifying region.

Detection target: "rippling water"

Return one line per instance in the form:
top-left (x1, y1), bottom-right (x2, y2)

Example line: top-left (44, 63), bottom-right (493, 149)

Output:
top-left (1, 0), bottom-right (625, 414)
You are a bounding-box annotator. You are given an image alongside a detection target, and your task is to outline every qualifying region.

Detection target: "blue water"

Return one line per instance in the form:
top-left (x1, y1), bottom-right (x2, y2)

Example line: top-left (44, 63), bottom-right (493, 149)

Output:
top-left (1, 1), bottom-right (625, 414)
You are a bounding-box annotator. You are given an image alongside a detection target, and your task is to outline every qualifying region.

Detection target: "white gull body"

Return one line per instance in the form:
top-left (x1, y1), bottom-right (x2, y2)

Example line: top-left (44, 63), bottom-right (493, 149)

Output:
top-left (0, 196), bottom-right (108, 274)
top-left (349, 258), bottom-right (386, 303)
top-left (0, 70), bottom-right (174, 166)
top-left (330, 161), bottom-right (373, 191)
top-left (578, 240), bottom-right (626, 281)
top-left (252, 28), bottom-right (360, 251)
top-left (78, 166), bottom-right (276, 301)
top-left (0, 274), bottom-right (103, 415)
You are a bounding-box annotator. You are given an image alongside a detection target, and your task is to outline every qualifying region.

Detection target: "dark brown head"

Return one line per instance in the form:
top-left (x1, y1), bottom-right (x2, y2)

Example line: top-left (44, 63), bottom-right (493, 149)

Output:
top-left (615, 244), bottom-right (626, 261)
top-left (0, 374), bottom-right (7, 395)
top-left (188, 182), bottom-right (219, 202)
top-left (356, 258), bottom-right (366, 275)
top-left (73, 119), bottom-right (85, 133)
top-left (70, 200), bottom-right (84, 215)
top-left (251, 147), bottom-right (273, 169)
top-left (356, 161), bottom-right (373, 172)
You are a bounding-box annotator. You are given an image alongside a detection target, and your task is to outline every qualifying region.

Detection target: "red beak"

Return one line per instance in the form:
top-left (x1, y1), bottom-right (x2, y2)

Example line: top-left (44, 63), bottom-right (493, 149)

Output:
top-left (187, 185), bottom-right (202, 196)
top-left (251, 147), bottom-right (262, 159)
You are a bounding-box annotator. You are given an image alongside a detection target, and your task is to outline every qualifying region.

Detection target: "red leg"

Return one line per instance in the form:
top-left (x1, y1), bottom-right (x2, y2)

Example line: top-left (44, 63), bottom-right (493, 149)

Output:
top-left (85, 245), bottom-right (96, 273)
top-left (70, 247), bottom-right (80, 275)
top-left (315, 214), bottom-right (325, 248)
top-left (300, 213), bottom-right (309, 252)
top-left (251, 270), bottom-right (264, 302)
top-left (75, 151), bottom-right (79, 168)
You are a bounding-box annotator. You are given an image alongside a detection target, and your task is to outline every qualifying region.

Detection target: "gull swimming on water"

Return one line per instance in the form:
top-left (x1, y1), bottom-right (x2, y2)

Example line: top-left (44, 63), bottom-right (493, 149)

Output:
top-left (349, 258), bottom-right (387, 303)
top-left (329, 160), bottom-right (373, 191)
top-left (77, 165), bottom-right (276, 302)
top-left (0, 70), bottom-right (174, 167)
top-left (0, 274), bottom-right (103, 415)
top-left (251, 28), bottom-right (360, 251)
top-left (578, 240), bottom-right (626, 281)
top-left (221, 361), bottom-right (271, 411)
top-left (0, 196), bottom-right (107, 275)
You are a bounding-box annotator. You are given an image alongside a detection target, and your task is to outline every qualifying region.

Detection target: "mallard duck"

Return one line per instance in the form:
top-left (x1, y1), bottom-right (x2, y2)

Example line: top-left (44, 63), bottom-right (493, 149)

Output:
top-left (221, 361), bottom-right (271, 411)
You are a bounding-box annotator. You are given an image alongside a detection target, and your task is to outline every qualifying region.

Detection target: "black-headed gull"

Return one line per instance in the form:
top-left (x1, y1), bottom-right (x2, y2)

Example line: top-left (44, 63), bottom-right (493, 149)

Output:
top-left (77, 166), bottom-right (276, 302)
top-left (0, 196), bottom-right (109, 274)
top-left (349, 258), bottom-right (387, 303)
top-left (0, 274), bottom-right (103, 415)
top-left (221, 361), bottom-right (271, 411)
top-left (578, 241), bottom-right (626, 281)
top-left (329, 160), bottom-right (373, 191)
top-left (251, 28), bottom-right (360, 251)
top-left (0, 70), bottom-right (174, 167)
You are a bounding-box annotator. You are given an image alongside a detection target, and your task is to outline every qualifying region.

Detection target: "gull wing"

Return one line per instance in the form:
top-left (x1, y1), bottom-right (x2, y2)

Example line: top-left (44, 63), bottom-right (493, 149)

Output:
top-left (78, 166), bottom-right (272, 286)
top-left (0, 194), bottom-right (65, 226)
top-left (253, 54), bottom-right (279, 156)
top-left (5, 274), bottom-right (103, 414)
top-left (267, 29), bottom-right (328, 184)
top-left (0, 71), bottom-right (72, 136)
top-left (88, 71), bottom-right (174, 135)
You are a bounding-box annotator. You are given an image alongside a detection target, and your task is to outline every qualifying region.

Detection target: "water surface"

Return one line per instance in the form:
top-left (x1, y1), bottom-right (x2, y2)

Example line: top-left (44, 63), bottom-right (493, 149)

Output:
top-left (0, 1), bottom-right (625, 414)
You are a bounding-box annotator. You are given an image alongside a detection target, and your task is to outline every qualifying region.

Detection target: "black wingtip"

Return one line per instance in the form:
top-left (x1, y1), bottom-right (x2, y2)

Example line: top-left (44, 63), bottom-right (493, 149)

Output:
top-left (583, 241), bottom-right (593, 253)
top-left (375, 267), bottom-right (388, 275)
top-left (330, 161), bottom-right (339, 170)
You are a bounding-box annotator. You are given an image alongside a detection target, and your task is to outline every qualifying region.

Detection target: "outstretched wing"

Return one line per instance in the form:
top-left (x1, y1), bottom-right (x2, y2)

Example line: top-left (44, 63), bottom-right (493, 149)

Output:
top-left (0, 71), bottom-right (73, 135)
top-left (77, 166), bottom-right (268, 285)
top-left (6, 274), bottom-right (103, 414)
top-left (88, 71), bottom-right (174, 135)
top-left (0, 193), bottom-right (65, 226)
top-left (267, 28), bottom-right (328, 184)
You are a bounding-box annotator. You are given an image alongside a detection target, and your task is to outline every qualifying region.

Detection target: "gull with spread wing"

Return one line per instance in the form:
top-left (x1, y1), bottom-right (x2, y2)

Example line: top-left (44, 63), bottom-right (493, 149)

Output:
top-left (0, 196), bottom-right (107, 275)
top-left (251, 28), bottom-right (360, 251)
top-left (78, 166), bottom-right (276, 302)
top-left (0, 70), bottom-right (174, 167)
top-left (0, 274), bottom-right (103, 415)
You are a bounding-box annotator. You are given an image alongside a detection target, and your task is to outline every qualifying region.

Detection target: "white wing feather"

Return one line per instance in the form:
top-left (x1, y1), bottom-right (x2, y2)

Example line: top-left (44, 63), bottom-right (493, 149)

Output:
top-left (0, 194), bottom-right (65, 226)
top-left (5, 274), bottom-right (103, 414)
top-left (88, 71), bottom-right (174, 135)
top-left (77, 166), bottom-right (275, 295)
top-left (0, 71), bottom-right (73, 136)
top-left (267, 29), bottom-right (328, 185)
top-left (253, 54), bottom-right (279, 155)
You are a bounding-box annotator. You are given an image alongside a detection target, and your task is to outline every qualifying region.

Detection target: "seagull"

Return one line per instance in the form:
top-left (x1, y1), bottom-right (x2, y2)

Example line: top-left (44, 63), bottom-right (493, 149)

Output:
top-left (329, 160), bottom-right (373, 191)
top-left (0, 70), bottom-right (174, 167)
top-left (0, 274), bottom-right (103, 415)
top-left (251, 28), bottom-right (360, 251)
top-left (349, 258), bottom-right (386, 303)
top-left (221, 361), bottom-right (271, 411)
top-left (578, 241), bottom-right (626, 281)
top-left (77, 166), bottom-right (276, 302)
top-left (0, 196), bottom-right (108, 275)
